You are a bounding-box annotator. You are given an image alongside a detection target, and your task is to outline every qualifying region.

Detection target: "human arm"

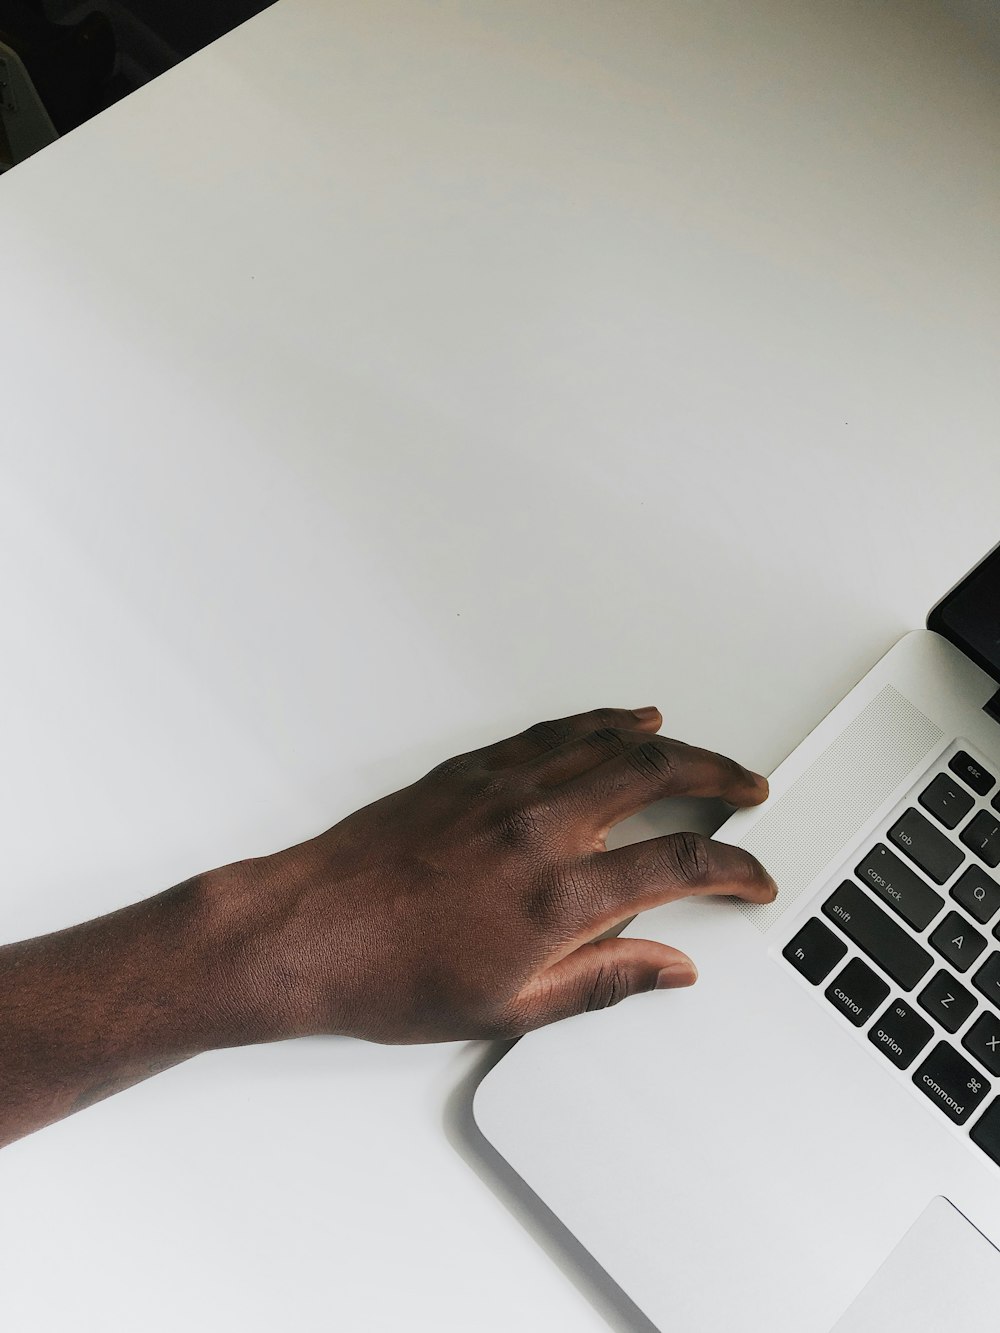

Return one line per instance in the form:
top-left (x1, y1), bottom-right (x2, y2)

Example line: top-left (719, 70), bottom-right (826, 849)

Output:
top-left (0, 704), bottom-right (775, 1147)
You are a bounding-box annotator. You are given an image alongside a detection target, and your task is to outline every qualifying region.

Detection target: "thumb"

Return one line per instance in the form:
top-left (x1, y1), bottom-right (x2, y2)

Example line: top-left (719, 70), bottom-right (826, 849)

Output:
top-left (509, 938), bottom-right (697, 1034)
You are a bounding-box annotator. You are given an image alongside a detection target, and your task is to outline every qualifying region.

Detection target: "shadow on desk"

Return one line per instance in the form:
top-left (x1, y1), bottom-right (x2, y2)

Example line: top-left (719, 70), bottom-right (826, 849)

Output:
top-left (444, 1041), bottom-right (659, 1333)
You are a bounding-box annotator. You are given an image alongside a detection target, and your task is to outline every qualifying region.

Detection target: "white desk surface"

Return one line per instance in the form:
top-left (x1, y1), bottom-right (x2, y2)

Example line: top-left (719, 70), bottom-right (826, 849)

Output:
top-left (1, 1), bottom-right (998, 1329)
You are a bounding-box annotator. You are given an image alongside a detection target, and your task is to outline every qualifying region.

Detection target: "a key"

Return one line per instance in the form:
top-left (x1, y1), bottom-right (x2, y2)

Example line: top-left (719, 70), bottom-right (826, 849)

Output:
top-left (919, 773), bottom-right (975, 829)
top-left (952, 865), bottom-right (1000, 925)
top-left (825, 958), bottom-right (889, 1027)
top-left (929, 911), bottom-right (987, 973)
top-left (855, 844), bottom-right (944, 932)
top-left (961, 811), bottom-right (1000, 869)
top-left (912, 1042), bottom-right (990, 1125)
top-left (971, 1098), bottom-right (1000, 1166)
top-left (782, 918), bottom-right (847, 985)
top-left (972, 952), bottom-right (1000, 1011)
top-left (917, 969), bottom-right (976, 1033)
top-left (962, 1011), bottom-right (1000, 1077)
top-left (888, 808), bottom-right (965, 884)
top-left (949, 750), bottom-right (996, 797)
top-left (868, 998), bottom-right (933, 1070)
top-left (822, 882), bottom-right (932, 991)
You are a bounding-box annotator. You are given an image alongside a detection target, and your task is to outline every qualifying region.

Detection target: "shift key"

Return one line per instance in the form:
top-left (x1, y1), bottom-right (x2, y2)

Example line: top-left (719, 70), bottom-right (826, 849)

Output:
top-left (823, 881), bottom-right (933, 990)
top-left (856, 844), bottom-right (945, 931)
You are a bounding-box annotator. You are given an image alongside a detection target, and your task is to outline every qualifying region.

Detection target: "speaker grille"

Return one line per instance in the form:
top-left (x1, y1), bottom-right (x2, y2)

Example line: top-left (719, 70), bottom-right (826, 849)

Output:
top-left (737, 684), bottom-right (943, 932)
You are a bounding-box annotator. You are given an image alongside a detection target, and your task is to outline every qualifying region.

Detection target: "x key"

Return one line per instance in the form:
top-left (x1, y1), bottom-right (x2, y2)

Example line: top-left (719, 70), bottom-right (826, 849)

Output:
top-left (963, 1011), bottom-right (1000, 1077)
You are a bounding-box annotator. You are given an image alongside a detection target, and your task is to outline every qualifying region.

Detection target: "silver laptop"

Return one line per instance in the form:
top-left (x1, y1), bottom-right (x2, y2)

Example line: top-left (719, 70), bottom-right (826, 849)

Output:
top-left (474, 543), bottom-right (1000, 1332)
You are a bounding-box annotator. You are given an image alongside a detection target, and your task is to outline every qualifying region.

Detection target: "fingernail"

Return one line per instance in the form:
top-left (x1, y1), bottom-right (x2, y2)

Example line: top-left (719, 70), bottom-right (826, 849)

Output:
top-left (633, 706), bottom-right (660, 721)
top-left (656, 961), bottom-right (698, 989)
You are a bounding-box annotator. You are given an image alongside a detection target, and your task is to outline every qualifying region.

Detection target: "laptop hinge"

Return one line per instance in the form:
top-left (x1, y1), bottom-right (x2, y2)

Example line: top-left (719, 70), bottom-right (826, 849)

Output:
top-left (985, 689), bottom-right (1000, 727)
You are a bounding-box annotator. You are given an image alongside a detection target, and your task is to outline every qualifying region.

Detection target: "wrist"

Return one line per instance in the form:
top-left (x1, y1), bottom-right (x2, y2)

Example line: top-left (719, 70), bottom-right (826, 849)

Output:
top-left (114, 872), bottom-right (256, 1058)
top-left (182, 863), bottom-right (268, 1049)
top-left (191, 849), bottom-right (323, 1048)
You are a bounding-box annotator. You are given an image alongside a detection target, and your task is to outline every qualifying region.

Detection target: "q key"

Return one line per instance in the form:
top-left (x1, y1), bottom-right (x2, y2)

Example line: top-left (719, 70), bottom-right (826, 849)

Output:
top-left (952, 866), bottom-right (1000, 925)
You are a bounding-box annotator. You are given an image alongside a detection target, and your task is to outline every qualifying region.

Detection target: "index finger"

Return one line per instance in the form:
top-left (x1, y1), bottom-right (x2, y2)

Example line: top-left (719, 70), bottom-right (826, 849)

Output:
top-left (591, 832), bottom-right (778, 927)
top-left (554, 734), bottom-right (768, 841)
top-left (533, 832), bottom-right (777, 952)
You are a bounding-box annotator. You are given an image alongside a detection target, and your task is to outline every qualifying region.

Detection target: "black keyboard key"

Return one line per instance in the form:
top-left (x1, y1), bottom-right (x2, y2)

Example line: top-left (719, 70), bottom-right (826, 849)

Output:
top-left (963, 1011), bottom-right (1000, 1077)
top-left (972, 952), bottom-right (1000, 1010)
top-left (912, 1041), bottom-right (989, 1125)
top-left (822, 881), bottom-right (933, 991)
top-left (888, 808), bottom-right (965, 884)
top-left (868, 998), bottom-right (933, 1070)
top-left (961, 811), bottom-right (1000, 869)
top-left (953, 865), bottom-right (1000, 925)
top-left (855, 844), bottom-right (944, 931)
top-left (971, 1098), bottom-right (1000, 1166)
top-left (919, 773), bottom-right (975, 829)
top-left (782, 918), bottom-right (847, 985)
top-left (929, 911), bottom-right (987, 972)
top-left (917, 969), bottom-right (976, 1033)
top-left (950, 750), bottom-right (996, 797)
top-left (825, 958), bottom-right (889, 1026)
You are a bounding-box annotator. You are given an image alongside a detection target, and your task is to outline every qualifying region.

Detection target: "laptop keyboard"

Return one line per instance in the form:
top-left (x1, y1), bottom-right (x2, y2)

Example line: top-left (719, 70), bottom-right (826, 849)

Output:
top-left (782, 742), bottom-right (1000, 1167)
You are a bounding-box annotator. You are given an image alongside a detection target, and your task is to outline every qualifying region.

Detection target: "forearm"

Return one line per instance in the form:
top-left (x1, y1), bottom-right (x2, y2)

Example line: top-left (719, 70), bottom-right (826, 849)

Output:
top-left (0, 871), bottom-right (247, 1148)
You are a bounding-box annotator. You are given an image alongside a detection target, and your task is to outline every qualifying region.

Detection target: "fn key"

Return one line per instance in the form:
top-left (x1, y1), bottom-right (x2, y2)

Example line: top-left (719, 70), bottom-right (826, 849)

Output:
top-left (783, 918), bottom-right (847, 985)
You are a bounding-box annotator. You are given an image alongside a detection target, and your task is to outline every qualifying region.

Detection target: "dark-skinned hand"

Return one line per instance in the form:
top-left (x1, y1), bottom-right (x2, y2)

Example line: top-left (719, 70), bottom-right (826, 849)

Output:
top-left (213, 704), bottom-right (776, 1043)
top-left (0, 704), bottom-right (775, 1146)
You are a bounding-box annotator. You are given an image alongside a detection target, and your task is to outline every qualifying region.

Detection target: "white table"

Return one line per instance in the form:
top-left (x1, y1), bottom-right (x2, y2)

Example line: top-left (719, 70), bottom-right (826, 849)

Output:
top-left (1, 2), bottom-right (998, 1329)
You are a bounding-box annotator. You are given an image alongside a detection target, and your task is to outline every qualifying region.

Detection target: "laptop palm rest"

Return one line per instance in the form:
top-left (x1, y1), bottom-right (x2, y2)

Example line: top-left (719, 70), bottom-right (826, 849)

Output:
top-left (831, 1196), bottom-right (1000, 1331)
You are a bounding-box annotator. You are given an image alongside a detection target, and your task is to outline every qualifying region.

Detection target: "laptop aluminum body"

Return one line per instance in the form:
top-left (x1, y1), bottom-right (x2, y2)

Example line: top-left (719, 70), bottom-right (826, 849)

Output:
top-left (474, 545), bottom-right (1000, 1331)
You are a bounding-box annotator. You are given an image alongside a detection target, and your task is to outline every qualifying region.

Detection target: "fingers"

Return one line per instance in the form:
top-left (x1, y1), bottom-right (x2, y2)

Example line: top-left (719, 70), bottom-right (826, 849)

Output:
top-left (474, 706), bottom-right (662, 771)
top-left (583, 833), bottom-right (777, 928)
top-left (551, 735), bottom-right (767, 839)
top-left (505, 937), bottom-right (697, 1034)
top-left (514, 724), bottom-right (667, 787)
